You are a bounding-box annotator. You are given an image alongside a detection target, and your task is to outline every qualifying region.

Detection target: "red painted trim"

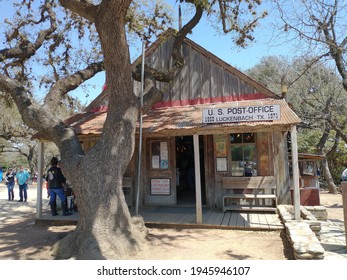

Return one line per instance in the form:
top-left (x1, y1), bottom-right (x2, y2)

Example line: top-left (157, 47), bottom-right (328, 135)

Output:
top-left (89, 93), bottom-right (269, 112)
top-left (152, 93), bottom-right (268, 109)
top-left (91, 105), bottom-right (108, 113)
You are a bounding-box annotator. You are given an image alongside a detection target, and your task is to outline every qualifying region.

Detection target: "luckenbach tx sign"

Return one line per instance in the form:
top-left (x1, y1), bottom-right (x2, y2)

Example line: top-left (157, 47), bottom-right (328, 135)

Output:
top-left (202, 105), bottom-right (281, 124)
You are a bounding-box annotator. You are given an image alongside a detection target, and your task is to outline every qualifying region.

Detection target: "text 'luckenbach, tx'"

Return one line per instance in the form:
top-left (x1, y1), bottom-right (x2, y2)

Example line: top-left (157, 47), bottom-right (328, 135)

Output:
top-left (202, 105), bottom-right (281, 124)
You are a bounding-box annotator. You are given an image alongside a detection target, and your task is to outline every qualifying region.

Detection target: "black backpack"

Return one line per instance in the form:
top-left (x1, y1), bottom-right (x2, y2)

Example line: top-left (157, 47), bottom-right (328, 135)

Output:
top-left (47, 167), bottom-right (59, 189)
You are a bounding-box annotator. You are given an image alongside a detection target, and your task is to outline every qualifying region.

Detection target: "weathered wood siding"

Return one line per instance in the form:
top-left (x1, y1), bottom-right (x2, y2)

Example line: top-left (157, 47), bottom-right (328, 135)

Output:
top-left (257, 132), bottom-right (273, 176)
top-left (272, 131), bottom-right (291, 204)
top-left (204, 135), bottom-right (215, 208)
top-left (139, 36), bottom-right (270, 108)
top-left (143, 137), bottom-right (176, 205)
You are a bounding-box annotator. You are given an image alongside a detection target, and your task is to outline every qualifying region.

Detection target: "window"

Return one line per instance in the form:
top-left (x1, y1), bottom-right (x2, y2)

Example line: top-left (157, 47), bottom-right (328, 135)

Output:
top-left (150, 141), bottom-right (169, 169)
top-left (230, 133), bottom-right (257, 177)
top-left (301, 161), bottom-right (315, 176)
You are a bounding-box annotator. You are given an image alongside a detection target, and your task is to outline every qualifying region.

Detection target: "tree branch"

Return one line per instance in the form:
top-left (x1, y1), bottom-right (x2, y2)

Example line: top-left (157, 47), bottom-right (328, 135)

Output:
top-left (287, 53), bottom-right (330, 88)
top-left (45, 61), bottom-right (105, 109)
top-left (329, 118), bottom-right (347, 144)
top-left (134, 0), bottom-right (204, 112)
top-left (0, 1), bottom-right (57, 64)
top-left (0, 73), bottom-right (80, 156)
top-left (59, 0), bottom-right (98, 23)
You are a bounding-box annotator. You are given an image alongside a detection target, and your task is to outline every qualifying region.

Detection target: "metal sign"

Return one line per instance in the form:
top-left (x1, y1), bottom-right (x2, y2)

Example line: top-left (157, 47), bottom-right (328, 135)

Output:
top-left (150, 178), bottom-right (171, 195)
top-left (202, 105), bottom-right (281, 124)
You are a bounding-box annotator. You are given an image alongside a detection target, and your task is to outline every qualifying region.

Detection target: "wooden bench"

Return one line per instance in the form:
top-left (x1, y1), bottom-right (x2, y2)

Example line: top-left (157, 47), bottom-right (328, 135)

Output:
top-left (222, 176), bottom-right (277, 212)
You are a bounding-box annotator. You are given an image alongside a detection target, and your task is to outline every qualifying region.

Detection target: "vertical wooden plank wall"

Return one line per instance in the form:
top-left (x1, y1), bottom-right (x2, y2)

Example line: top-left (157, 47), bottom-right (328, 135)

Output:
top-left (213, 134), bottom-right (229, 209)
top-left (257, 132), bottom-right (271, 176)
top-left (180, 42), bottom-right (191, 104)
top-left (211, 62), bottom-right (223, 102)
top-left (204, 135), bottom-right (215, 208)
top-left (200, 55), bottom-right (211, 103)
top-left (190, 46), bottom-right (200, 102)
top-left (272, 131), bottom-right (291, 204)
top-left (143, 137), bottom-right (176, 205)
top-left (142, 36), bottom-right (267, 107)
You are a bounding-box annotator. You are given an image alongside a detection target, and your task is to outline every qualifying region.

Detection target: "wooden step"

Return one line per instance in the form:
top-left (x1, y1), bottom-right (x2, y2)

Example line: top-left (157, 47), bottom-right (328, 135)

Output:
top-left (223, 194), bottom-right (276, 199)
top-left (223, 205), bottom-right (277, 213)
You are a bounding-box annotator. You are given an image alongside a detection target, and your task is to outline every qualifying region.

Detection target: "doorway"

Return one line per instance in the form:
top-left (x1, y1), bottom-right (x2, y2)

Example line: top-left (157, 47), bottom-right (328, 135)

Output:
top-left (175, 136), bottom-right (206, 205)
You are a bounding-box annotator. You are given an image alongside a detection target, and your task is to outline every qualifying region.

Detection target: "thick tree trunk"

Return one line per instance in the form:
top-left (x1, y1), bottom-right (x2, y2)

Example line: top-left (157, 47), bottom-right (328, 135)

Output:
top-left (51, 110), bottom-right (148, 259)
top-left (321, 158), bottom-right (338, 194)
top-left (51, 0), bottom-right (148, 259)
top-left (51, 162), bottom-right (148, 259)
top-left (316, 123), bottom-right (338, 194)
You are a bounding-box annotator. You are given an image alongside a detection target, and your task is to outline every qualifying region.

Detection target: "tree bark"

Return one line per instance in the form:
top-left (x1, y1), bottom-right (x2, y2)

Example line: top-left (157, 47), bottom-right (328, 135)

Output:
top-left (316, 122), bottom-right (338, 194)
top-left (49, 0), bottom-right (149, 259)
top-left (321, 158), bottom-right (338, 194)
top-left (51, 156), bottom-right (148, 259)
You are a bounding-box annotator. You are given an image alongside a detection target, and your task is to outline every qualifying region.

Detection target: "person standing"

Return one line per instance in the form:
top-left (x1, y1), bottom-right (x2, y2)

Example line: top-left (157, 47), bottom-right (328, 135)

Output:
top-left (5, 168), bottom-right (16, 201)
top-left (46, 157), bottom-right (72, 216)
top-left (16, 166), bottom-right (30, 202)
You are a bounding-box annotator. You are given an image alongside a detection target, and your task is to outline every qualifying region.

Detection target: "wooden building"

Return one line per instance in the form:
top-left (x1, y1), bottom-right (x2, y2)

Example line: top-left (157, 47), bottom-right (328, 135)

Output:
top-left (290, 153), bottom-right (324, 206)
top-left (61, 29), bottom-right (301, 221)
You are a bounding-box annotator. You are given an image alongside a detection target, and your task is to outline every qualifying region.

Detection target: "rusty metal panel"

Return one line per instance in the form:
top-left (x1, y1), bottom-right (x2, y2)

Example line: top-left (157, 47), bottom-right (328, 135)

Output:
top-left (68, 99), bottom-right (301, 138)
top-left (141, 99), bottom-right (301, 136)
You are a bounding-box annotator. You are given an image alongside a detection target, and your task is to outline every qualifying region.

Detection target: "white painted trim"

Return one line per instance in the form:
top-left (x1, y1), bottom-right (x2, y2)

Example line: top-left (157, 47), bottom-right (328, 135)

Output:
top-left (36, 142), bottom-right (44, 219)
top-left (291, 126), bottom-right (300, 220)
top-left (193, 134), bottom-right (202, 224)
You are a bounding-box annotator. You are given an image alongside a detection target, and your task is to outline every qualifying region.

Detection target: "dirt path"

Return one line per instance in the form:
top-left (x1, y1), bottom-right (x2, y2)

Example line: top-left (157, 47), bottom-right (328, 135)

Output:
top-left (0, 183), bottom-right (343, 260)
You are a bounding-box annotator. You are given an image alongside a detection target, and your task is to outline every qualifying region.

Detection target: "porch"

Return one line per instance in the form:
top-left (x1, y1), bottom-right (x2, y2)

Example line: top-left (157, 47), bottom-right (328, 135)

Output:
top-left (35, 206), bottom-right (283, 230)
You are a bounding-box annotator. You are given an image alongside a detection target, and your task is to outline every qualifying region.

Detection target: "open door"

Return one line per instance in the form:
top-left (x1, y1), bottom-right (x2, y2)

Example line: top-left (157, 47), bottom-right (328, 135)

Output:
top-left (175, 136), bottom-right (206, 205)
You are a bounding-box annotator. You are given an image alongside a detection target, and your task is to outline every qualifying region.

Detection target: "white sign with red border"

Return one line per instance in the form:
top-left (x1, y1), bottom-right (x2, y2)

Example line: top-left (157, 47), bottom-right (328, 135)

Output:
top-left (150, 178), bottom-right (171, 195)
top-left (202, 105), bottom-right (280, 124)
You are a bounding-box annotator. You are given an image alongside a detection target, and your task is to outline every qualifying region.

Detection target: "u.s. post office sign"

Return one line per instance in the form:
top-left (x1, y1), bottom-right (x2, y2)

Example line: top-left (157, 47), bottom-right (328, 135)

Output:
top-left (202, 105), bottom-right (281, 124)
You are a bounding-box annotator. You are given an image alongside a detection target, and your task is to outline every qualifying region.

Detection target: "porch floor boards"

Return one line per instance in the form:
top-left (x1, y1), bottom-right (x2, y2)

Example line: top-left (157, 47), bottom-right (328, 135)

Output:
top-left (133, 207), bottom-right (283, 230)
top-left (35, 207), bottom-right (283, 230)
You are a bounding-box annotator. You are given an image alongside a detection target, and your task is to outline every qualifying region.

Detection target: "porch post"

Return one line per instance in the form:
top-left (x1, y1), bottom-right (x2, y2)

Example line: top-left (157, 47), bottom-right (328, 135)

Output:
top-left (193, 134), bottom-right (202, 224)
top-left (36, 141), bottom-right (44, 219)
top-left (341, 182), bottom-right (347, 248)
top-left (291, 126), bottom-right (301, 220)
top-left (135, 40), bottom-right (145, 215)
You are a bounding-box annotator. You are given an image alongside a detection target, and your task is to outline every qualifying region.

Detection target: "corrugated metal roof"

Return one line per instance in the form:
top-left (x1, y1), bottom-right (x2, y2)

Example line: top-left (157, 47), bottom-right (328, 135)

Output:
top-left (71, 99), bottom-right (300, 137)
top-left (142, 99), bottom-right (300, 136)
top-left (67, 111), bottom-right (106, 136)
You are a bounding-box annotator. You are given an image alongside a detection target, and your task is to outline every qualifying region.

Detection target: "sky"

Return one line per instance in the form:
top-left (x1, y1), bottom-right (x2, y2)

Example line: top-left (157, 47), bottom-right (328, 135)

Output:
top-left (0, 0), bottom-right (296, 105)
top-left (169, 0), bottom-right (293, 71)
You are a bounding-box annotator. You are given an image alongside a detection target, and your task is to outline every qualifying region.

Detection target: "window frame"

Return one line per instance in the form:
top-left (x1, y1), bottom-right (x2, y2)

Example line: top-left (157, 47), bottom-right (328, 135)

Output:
top-left (230, 133), bottom-right (257, 177)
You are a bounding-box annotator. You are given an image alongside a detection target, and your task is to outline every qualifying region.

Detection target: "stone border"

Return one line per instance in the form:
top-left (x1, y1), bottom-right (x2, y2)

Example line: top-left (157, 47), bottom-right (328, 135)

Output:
top-left (278, 205), bottom-right (325, 260)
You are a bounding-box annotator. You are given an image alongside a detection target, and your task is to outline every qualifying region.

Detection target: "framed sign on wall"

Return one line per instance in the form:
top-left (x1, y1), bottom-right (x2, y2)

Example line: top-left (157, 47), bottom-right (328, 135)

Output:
top-left (216, 157), bottom-right (228, 172)
top-left (150, 178), bottom-right (171, 195)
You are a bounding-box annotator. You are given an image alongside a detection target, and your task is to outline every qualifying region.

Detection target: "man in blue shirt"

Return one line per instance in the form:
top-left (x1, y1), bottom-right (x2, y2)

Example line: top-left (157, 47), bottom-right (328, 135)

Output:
top-left (16, 166), bottom-right (30, 202)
